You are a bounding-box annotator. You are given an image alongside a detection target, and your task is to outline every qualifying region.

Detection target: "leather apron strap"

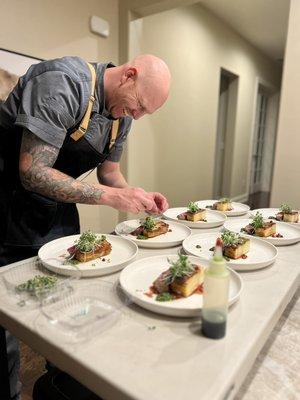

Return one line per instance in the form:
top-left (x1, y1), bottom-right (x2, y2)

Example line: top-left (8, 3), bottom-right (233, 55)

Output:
top-left (70, 62), bottom-right (120, 150)
top-left (70, 63), bottom-right (96, 141)
top-left (109, 119), bottom-right (119, 150)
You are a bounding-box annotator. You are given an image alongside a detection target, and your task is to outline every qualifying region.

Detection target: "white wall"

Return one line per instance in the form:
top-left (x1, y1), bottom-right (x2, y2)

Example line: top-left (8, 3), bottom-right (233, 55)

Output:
top-left (0, 0), bottom-right (120, 233)
top-left (127, 4), bottom-right (281, 207)
top-left (271, 0), bottom-right (300, 209)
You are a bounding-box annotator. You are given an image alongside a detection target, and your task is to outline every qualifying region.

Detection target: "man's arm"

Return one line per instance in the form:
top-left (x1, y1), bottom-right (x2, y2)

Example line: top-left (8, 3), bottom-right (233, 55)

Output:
top-left (19, 129), bottom-right (105, 204)
top-left (97, 160), bottom-right (129, 189)
top-left (19, 129), bottom-right (156, 213)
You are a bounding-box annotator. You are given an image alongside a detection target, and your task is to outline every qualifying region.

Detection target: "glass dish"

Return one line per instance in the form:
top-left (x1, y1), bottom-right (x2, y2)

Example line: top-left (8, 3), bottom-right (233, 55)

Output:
top-left (41, 281), bottom-right (129, 342)
top-left (1, 259), bottom-right (76, 310)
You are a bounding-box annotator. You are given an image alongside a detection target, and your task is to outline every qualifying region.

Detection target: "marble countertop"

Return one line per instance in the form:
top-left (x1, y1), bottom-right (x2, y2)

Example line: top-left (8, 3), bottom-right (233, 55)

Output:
top-left (0, 224), bottom-right (299, 400)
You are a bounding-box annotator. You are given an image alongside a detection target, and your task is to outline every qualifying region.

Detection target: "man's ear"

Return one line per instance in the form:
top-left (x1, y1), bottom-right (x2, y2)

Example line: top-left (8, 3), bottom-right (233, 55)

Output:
top-left (121, 67), bottom-right (138, 84)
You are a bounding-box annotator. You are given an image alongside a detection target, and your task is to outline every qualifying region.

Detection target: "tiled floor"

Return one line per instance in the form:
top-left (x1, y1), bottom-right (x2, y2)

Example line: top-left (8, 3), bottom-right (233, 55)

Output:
top-left (20, 341), bottom-right (45, 400)
top-left (236, 289), bottom-right (300, 399)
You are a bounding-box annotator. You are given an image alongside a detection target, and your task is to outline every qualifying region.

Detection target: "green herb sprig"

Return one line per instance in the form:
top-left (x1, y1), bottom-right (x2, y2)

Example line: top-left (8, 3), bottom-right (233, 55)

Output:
top-left (280, 204), bottom-right (292, 214)
top-left (142, 216), bottom-right (156, 231)
top-left (75, 231), bottom-right (106, 253)
top-left (156, 293), bottom-right (174, 302)
top-left (188, 202), bottom-right (200, 213)
top-left (221, 230), bottom-right (239, 246)
top-left (166, 255), bottom-right (196, 282)
top-left (251, 212), bottom-right (264, 229)
top-left (16, 275), bottom-right (58, 295)
top-left (219, 197), bottom-right (231, 203)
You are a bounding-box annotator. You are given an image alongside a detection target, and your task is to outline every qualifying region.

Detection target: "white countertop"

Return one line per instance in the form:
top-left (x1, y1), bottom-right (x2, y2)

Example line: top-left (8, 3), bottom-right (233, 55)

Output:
top-left (0, 224), bottom-right (299, 400)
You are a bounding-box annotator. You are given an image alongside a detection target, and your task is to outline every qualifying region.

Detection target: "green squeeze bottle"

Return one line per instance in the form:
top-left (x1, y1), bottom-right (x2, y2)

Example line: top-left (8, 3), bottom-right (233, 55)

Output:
top-left (201, 237), bottom-right (230, 339)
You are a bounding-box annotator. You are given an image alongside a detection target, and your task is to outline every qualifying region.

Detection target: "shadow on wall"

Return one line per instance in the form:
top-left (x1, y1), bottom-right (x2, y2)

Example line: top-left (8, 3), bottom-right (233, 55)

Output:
top-left (0, 68), bottom-right (19, 103)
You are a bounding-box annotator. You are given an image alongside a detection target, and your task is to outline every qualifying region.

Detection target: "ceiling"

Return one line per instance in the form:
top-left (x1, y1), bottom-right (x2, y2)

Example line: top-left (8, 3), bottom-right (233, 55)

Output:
top-left (200, 0), bottom-right (290, 60)
top-left (129, 0), bottom-right (290, 60)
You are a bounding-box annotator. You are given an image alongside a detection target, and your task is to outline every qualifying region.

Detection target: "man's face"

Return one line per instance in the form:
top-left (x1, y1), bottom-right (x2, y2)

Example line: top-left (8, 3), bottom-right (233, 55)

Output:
top-left (107, 76), bottom-right (148, 120)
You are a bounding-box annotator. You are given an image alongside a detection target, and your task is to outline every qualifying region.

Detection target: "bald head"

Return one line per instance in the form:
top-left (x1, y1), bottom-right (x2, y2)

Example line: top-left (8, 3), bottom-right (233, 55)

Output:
top-left (130, 54), bottom-right (171, 112)
top-left (104, 54), bottom-right (171, 119)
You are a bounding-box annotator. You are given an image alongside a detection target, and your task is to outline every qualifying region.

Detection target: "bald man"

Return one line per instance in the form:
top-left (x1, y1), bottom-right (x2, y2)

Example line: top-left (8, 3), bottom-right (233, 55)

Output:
top-left (0, 55), bottom-right (170, 399)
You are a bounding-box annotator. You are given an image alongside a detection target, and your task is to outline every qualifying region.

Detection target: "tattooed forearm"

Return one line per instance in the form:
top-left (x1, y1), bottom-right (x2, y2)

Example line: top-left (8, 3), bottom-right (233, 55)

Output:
top-left (19, 130), bottom-right (105, 204)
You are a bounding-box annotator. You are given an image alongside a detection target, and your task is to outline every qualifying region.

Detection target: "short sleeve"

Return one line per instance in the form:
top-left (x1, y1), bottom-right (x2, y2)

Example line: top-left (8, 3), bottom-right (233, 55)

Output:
top-left (106, 118), bottom-right (132, 162)
top-left (15, 71), bottom-right (80, 148)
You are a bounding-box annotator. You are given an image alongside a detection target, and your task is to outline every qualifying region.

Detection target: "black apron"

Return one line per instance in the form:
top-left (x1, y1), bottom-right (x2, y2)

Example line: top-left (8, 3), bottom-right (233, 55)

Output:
top-left (0, 114), bottom-right (113, 266)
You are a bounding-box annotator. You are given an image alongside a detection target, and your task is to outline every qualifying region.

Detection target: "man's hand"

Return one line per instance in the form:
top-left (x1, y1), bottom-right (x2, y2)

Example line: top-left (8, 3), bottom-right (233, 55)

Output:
top-left (147, 192), bottom-right (169, 214)
top-left (101, 186), bottom-right (158, 214)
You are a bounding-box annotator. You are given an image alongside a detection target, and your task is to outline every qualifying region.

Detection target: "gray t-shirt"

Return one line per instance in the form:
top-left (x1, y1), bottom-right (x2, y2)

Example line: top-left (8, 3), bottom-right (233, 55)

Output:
top-left (0, 56), bottom-right (132, 162)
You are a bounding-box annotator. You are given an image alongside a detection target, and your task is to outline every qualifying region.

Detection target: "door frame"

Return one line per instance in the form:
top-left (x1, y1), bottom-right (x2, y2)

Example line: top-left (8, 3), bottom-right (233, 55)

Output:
top-left (246, 77), bottom-right (279, 199)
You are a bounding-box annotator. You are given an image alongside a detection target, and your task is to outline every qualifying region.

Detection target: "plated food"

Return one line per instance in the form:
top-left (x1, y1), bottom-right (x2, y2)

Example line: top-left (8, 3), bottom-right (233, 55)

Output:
top-left (163, 207), bottom-right (226, 228)
top-left (210, 198), bottom-right (233, 212)
top-left (242, 212), bottom-right (278, 238)
top-left (274, 204), bottom-right (299, 223)
top-left (130, 216), bottom-right (169, 239)
top-left (251, 205), bottom-right (300, 226)
top-left (218, 230), bottom-right (250, 260)
top-left (115, 219), bottom-right (191, 248)
top-left (224, 218), bottom-right (300, 246)
top-left (177, 202), bottom-right (206, 222)
top-left (65, 231), bottom-right (112, 264)
top-left (119, 255), bottom-right (242, 317)
top-left (196, 199), bottom-right (250, 217)
top-left (183, 232), bottom-right (277, 271)
top-left (151, 254), bottom-right (204, 301)
top-left (38, 233), bottom-right (138, 277)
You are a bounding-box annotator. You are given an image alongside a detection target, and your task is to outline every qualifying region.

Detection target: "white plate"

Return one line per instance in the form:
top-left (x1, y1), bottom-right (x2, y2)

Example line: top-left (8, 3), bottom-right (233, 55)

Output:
top-left (163, 208), bottom-right (226, 228)
top-left (38, 234), bottom-right (138, 277)
top-left (119, 255), bottom-right (242, 317)
top-left (115, 220), bottom-right (191, 248)
top-left (224, 219), bottom-right (300, 246)
top-left (251, 208), bottom-right (300, 228)
top-left (196, 200), bottom-right (250, 216)
top-left (182, 232), bottom-right (277, 271)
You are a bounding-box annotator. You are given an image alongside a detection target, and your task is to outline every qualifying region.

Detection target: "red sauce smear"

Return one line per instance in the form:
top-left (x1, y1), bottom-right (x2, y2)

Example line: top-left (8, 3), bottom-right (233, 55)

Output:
top-left (193, 283), bottom-right (204, 294)
top-left (272, 233), bottom-right (283, 238)
top-left (235, 254), bottom-right (248, 260)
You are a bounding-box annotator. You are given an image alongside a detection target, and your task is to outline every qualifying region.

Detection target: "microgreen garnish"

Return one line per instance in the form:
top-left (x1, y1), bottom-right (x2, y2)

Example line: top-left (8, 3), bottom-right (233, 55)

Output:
top-left (16, 275), bottom-right (58, 295)
top-left (280, 204), bottom-right (292, 214)
top-left (188, 202), bottom-right (200, 213)
top-left (221, 230), bottom-right (240, 246)
top-left (166, 255), bottom-right (196, 283)
top-left (75, 231), bottom-right (106, 253)
top-left (156, 293), bottom-right (174, 302)
top-left (142, 216), bottom-right (156, 231)
top-left (251, 212), bottom-right (264, 229)
top-left (137, 234), bottom-right (148, 240)
top-left (219, 197), bottom-right (231, 203)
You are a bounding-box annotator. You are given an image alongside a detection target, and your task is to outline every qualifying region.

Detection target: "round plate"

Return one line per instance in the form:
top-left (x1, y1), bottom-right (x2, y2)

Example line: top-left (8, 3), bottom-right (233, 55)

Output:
top-left (115, 220), bottom-right (191, 248)
top-left (38, 234), bottom-right (138, 277)
top-left (224, 219), bottom-right (300, 246)
top-left (182, 232), bottom-right (277, 271)
top-left (119, 255), bottom-right (242, 317)
top-left (251, 208), bottom-right (300, 228)
top-left (163, 208), bottom-right (226, 228)
top-left (196, 200), bottom-right (250, 216)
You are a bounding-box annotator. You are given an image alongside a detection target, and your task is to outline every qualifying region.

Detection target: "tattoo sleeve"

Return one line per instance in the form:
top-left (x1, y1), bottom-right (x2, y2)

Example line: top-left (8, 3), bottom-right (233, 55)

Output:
top-left (19, 130), bottom-right (105, 204)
